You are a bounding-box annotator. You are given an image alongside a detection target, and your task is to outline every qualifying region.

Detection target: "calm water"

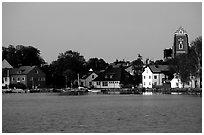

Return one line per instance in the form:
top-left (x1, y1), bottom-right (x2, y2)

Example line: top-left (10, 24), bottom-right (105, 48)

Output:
top-left (2, 93), bottom-right (202, 133)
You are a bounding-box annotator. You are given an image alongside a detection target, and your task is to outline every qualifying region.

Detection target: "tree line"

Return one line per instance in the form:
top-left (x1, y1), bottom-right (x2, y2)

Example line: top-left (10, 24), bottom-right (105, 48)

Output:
top-left (2, 36), bottom-right (202, 88)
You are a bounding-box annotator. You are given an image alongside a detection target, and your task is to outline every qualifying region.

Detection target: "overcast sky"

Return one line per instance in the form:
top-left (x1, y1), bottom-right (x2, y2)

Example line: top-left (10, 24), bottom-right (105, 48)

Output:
top-left (2, 2), bottom-right (202, 64)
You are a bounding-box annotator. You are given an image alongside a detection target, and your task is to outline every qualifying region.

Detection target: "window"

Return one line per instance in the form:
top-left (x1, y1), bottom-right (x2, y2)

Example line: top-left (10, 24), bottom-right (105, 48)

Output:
top-left (146, 69), bottom-right (148, 73)
top-left (144, 82), bottom-right (146, 86)
top-left (179, 43), bottom-right (183, 49)
top-left (12, 77), bottom-right (15, 81)
top-left (149, 76), bottom-right (151, 79)
top-left (5, 77), bottom-right (7, 81)
top-left (154, 75), bottom-right (157, 79)
top-left (110, 75), bottom-right (113, 79)
top-left (176, 83), bottom-right (179, 86)
top-left (97, 82), bottom-right (100, 85)
top-left (17, 78), bottom-right (20, 81)
top-left (102, 82), bottom-right (108, 86)
top-left (92, 75), bottom-right (94, 79)
top-left (154, 82), bottom-right (157, 85)
top-left (35, 70), bottom-right (38, 74)
top-left (22, 77), bottom-right (25, 81)
top-left (144, 76), bottom-right (146, 79)
top-left (89, 82), bottom-right (92, 86)
top-left (105, 75), bottom-right (108, 79)
top-left (149, 82), bottom-right (151, 85)
top-left (17, 71), bottom-right (22, 74)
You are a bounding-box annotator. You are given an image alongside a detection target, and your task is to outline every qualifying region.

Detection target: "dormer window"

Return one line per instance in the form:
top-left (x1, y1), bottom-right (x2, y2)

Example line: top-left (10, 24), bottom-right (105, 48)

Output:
top-left (35, 70), bottom-right (38, 74)
top-left (110, 75), bottom-right (113, 79)
top-left (105, 75), bottom-right (108, 79)
top-left (17, 71), bottom-right (22, 74)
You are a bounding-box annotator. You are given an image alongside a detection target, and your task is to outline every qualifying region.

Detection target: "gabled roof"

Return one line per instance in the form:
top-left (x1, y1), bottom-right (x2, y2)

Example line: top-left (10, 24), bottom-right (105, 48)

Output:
top-left (2, 59), bottom-right (13, 69)
top-left (175, 26), bottom-right (187, 35)
top-left (10, 66), bottom-right (36, 75)
top-left (148, 65), bottom-right (169, 73)
top-left (93, 67), bottom-right (132, 81)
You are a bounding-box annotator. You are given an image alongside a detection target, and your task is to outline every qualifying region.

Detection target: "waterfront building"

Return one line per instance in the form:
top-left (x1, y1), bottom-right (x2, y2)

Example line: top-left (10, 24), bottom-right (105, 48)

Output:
top-left (142, 65), bottom-right (169, 88)
top-left (10, 66), bottom-right (46, 89)
top-left (2, 59), bottom-right (13, 88)
top-left (164, 27), bottom-right (189, 60)
top-left (80, 70), bottom-right (98, 88)
top-left (93, 67), bottom-right (134, 89)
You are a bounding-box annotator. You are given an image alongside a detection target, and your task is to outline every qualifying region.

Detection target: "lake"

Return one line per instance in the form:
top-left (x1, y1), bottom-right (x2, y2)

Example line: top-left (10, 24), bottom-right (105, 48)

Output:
top-left (2, 93), bottom-right (202, 133)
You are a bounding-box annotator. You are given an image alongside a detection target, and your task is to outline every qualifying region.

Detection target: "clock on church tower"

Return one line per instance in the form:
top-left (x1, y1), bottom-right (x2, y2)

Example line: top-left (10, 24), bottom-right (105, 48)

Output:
top-left (172, 27), bottom-right (189, 58)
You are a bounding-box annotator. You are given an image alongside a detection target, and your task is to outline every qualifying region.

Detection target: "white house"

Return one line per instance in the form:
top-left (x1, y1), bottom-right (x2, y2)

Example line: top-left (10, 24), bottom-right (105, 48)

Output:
top-left (142, 65), bottom-right (169, 88)
top-left (2, 59), bottom-right (13, 88)
top-left (80, 72), bottom-right (98, 88)
top-left (170, 73), bottom-right (195, 88)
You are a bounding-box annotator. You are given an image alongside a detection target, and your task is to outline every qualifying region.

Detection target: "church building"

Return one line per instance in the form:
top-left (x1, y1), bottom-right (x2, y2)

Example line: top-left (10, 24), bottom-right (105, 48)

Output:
top-left (164, 27), bottom-right (189, 60)
top-left (172, 26), bottom-right (189, 58)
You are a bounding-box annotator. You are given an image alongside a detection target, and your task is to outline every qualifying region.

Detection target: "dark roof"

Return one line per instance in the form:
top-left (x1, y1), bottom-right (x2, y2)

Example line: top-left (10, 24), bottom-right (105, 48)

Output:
top-left (93, 67), bottom-right (132, 82)
top-left (10, 66), bottom-right (36, 75)
top-left (149, 65), bottom-right (169, 73)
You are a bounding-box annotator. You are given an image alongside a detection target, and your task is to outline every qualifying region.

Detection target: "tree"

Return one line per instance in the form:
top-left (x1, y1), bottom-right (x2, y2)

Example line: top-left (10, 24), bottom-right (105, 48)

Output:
top-left (50, 50), bottom-right (86, 88)
top-left (86, 58), bottom-right (108, 71)
top-left (189, 36), bottom-right (202, 87)
top-left (168, 36), bottom-right (202, 87)
top-left (132, 54), bottom-right (144, 86)
top-left (2, 45), bottom-right (45, 67)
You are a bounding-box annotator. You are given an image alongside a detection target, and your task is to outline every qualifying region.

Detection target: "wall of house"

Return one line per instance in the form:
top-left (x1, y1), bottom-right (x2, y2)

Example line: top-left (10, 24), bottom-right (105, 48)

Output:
top-left (93, 81), bottom-right (120, 89)
top-left (10, 75), bottom-right (27, 86)
top-left (142, 67), bottom-right (153, 88)
top-left (2, 77), bottom-right (10, 87)
top-left (152, 73), bottom-right (165, 87)
top-left (27, 68), bottom-right (46, 88)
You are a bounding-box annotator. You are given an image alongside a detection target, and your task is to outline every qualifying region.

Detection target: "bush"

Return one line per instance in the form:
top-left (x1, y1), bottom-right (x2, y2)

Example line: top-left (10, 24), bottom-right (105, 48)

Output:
top-left (9, 83), bottom-right (26, 90)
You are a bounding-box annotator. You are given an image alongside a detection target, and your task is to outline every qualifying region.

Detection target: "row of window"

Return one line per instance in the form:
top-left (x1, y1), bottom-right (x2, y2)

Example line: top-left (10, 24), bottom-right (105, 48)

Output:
top-left (11, 77), bottom-right (45, 81)
top-left (143, 82), bottom-right (158, 86)
top-left (12, 77), bottom-right (25, 81)
top-left (30, 77), bottom-right (45, 81)
top-left (144, 75), bottom-right (157, 79)
top-left (96, 81), bottom-right (119, 86)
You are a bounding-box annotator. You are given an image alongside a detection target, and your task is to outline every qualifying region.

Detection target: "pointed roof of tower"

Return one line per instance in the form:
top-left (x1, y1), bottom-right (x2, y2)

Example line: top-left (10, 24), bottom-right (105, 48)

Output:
top-left (174, 26), bottom-right (187, 35)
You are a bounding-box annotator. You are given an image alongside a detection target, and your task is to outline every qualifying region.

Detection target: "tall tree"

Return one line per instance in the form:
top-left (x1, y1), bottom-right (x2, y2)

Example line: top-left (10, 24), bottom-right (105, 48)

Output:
top-left (86, 58), bottom-right (108, 71)
top-left (50, 50), bottom-right (86, 88)
top-left (132, 54), bottom-right (144, 86)
top-left (2, 45), bottom-right (45, 67)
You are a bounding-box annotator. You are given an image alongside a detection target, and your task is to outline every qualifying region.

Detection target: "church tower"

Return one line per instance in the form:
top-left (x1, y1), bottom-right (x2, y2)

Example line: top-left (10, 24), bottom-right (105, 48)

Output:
top-left (172, 27), bottom-right (189, 58)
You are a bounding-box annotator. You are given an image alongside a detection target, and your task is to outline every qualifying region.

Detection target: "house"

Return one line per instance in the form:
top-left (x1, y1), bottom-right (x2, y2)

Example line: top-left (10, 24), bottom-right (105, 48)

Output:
top-left (80, 71), bottom-right (98, 88)
top-left (142, 65), bottom-right (169, 88)
top-left (170, 73), bottom-right (195, 88)
top-left (92, 67), bottom-right (134, 89)
top-left (2, 59), bottom-right (13, 88)
top-left (10, 66), bottom-right (46, 89)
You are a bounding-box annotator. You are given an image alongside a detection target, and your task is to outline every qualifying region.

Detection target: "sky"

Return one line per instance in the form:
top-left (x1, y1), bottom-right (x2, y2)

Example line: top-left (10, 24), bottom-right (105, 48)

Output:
top-left (2, 2), bottom-right (202, 64)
